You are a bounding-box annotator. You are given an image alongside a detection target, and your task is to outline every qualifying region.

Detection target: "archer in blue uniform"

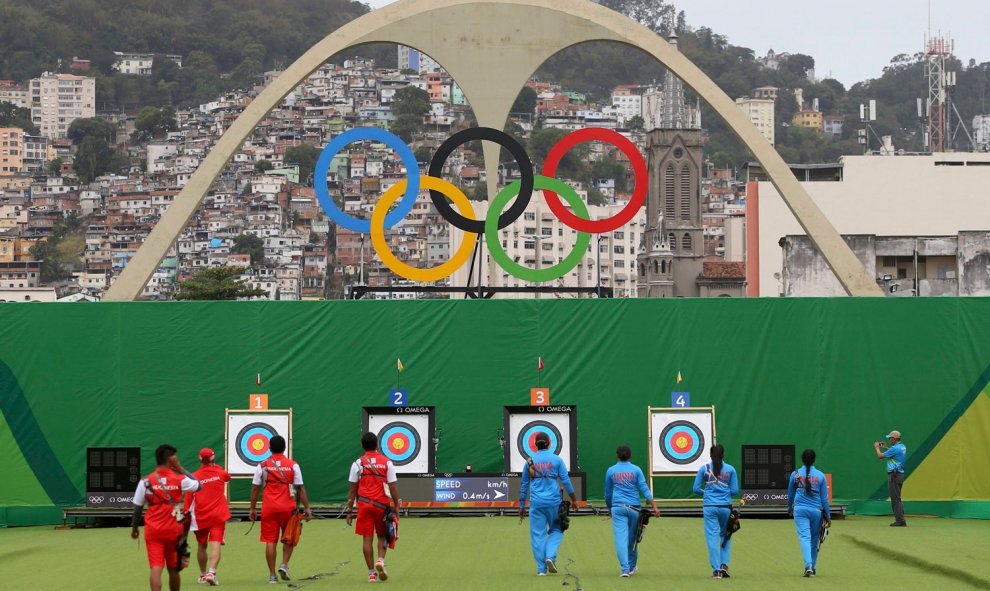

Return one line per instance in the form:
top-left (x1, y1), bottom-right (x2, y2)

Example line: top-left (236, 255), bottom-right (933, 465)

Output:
top-left (692, 443), bottom-right (739, 579)
top-left (787, 449), bottom-right (831, 577)
top-left (604, 445), bottom-right (659, 577)
top-left (519, 432), bottom-right (578, 576)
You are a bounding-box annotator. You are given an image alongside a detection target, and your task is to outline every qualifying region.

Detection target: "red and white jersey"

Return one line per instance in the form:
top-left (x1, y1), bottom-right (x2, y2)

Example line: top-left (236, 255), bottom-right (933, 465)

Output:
top-left (133, 468), bottom-right (199, 538)
top-left (252, 454), bottom-right (302, 513)
top-left (184, 464), bottom-right (231, 530)
top-left (349, 452), bottom-right (396, 505)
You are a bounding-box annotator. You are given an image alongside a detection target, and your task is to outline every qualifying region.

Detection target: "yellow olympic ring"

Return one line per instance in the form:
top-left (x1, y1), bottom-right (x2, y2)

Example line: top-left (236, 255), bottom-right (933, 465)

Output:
top-left (370, 177), bottom-right (477, 283)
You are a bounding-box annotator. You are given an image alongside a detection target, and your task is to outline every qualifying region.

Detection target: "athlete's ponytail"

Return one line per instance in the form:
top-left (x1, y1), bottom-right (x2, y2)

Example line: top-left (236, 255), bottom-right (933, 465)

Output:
top-left (801, 448), bottom-right (816, 495)
top-left (710, 444), bottom-right (724, 479)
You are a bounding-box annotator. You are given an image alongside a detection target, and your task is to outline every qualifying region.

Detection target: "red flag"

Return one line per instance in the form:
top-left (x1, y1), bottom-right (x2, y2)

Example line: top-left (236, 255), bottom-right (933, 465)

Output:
top-left (538, 357), bottom-right (544, 371)
top-left (255, 373), bottom-right (261, 386)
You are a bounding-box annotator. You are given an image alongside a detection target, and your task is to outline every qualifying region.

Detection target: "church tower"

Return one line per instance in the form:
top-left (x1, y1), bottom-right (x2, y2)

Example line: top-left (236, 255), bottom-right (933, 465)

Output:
top-left (638, 31), bottom-right (704, 297)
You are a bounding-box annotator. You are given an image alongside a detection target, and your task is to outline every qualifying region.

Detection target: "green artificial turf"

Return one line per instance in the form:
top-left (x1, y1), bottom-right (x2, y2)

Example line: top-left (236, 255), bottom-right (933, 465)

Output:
top-left (1, 515), bottom-right (987, 590)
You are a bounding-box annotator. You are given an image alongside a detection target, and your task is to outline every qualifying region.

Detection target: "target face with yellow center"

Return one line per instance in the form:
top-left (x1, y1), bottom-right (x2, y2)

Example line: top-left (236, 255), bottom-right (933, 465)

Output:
top-left (377, 422), bottom-right (421, 466)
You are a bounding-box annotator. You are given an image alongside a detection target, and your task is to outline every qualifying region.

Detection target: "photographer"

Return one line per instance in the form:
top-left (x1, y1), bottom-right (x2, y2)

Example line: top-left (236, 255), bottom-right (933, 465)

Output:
top-left (604, 445), bottom-right (659, 577)
top-left (873, 430), bottom-right (907, 526)
top-left (130, 444), bottom-right (201, 591)
top-left (519, 432), bottom-right (578, 576)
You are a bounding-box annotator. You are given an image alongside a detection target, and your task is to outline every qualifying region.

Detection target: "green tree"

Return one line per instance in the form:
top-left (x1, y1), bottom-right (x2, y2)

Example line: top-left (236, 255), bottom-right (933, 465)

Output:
top-left (48, 158), bottom-right (63, 175)
top-left (0, 102), bottom-right (38, 134)
top-left (529, 128), bottom-right (588, 177)
top-left (391, 86), bottom-right (430, 117)
top-left (175, 266), bottom-right (268, 300)
top-left (590, 158), bottom-right (628, 193)
top-left (134, 106), bottom-right (177, 139)
top-left (390, 114), bottom-right (422, 143)
top-left (414, 146), bottom-right (433, 163)
top-left (232, 233), bottom-right (266, 266)
top-left (74, 135), bottom-right (127, 183)
top-left (510, 86), bottom-right (537, 114)
top-left (255, 159), bottom-right (273, 172)
top-left (626, 115), bottom-right (644, 131)
top-left (67, 117), bottom-right (116, 144)
top-left (283, 144), bottom-right (321, 185)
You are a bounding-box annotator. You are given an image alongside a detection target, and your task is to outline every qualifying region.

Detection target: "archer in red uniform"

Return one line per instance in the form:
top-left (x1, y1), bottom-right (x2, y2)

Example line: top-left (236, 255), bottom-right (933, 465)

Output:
top-left (346, 432), bottom-right (400, 583)
top-left (249, 435), bottom-right (312, 584)
top-left (182, 448), bottom-right (231, 586)
top-left (131, 444), bottom-right (201, 591)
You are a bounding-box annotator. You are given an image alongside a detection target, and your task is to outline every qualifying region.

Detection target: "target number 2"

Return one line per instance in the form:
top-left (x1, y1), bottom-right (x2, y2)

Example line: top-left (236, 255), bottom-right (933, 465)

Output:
top-left (672, 392), bottom-right (690, 408)
top-left (389, 389), bottom-right (408, 407)
top-left (249, 394), bottom-right (269, 410)
top-left (531, 388), bottom-right (550, 406)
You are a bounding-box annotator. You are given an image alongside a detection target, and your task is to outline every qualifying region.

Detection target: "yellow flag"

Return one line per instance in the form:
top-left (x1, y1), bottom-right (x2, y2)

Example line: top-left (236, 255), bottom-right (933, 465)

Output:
top-left (676, 371), bottom-right (683, 384)
top-left (397, 358), bottom-right (405, 372)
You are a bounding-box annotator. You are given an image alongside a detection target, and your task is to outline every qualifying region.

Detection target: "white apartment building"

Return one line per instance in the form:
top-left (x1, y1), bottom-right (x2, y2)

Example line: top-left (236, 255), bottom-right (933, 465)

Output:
top-left (611, 86), bottom-right (642, 127)
top-left (113, 52), bottom-right (183, 76)
top-left (974, 115), bottom-right (990, 152)
top-left (30, 73), bottom-right (96, 139)
top-left (0, 83), bottom-right (30, 109)
top-left (735, 96), bottom-right (775, 147)
top-left (446, 196), bottom-right (647, 298)
top-left (397, 46), bottom-right (441, 73)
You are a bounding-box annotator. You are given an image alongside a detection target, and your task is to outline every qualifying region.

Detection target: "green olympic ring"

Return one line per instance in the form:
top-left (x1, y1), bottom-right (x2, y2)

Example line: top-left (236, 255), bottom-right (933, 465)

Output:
top-left (485, 176), bottom-right (592, 283)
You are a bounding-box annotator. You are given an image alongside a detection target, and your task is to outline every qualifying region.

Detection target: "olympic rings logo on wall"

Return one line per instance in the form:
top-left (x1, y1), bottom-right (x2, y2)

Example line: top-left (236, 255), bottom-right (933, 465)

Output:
top-left (313, 126), bottom-right (648, 283)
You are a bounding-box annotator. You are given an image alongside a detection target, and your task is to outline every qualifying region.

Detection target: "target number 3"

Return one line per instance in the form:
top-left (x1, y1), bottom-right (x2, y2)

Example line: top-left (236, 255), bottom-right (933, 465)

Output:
top-left (389, 389), bottom-right (409, 407)
top-left (530, 388), bottom-right (550, 406)
top-left (249, 394), bottom-right (269, 410)
top-left (672, 392), bottom-right (690, 408)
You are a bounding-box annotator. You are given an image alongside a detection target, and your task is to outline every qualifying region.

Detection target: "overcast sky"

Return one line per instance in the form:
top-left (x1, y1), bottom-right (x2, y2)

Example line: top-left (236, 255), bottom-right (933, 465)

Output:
top-left (361, 0), bottom-right (989, 86)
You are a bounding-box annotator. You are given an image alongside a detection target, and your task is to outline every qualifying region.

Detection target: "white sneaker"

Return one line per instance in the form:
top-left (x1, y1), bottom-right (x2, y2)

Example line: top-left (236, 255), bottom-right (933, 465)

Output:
top-left (268, 575), bottom-right (278, 584)
top-left (545, 558), bottom-right (557, 574)
top-left (537, 572), bottom-right (547, 576)
top-left (375, 560), bottom-right (389, 582)
top-left (278, 564), bottom-right (290, 581)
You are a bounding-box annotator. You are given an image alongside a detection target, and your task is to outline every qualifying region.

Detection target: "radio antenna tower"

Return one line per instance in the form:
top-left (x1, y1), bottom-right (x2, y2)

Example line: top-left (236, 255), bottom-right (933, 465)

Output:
top-left (924, 1), bottom-right (955, 152)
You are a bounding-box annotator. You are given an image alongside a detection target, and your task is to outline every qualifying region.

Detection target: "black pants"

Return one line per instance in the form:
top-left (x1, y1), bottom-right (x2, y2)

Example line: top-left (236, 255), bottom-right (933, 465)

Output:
top-left (888, 471), bottom-right (906, 524)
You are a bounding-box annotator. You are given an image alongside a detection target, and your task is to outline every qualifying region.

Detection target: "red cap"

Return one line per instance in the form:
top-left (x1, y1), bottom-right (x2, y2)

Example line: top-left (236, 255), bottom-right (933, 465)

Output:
top-left (199, 448), bottom-right (215, 462)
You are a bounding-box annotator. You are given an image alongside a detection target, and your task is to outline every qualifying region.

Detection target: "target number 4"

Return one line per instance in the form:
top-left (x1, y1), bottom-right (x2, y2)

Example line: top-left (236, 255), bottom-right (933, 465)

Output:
top-left (249, 394), bottom-right (269, 410)
top-left (389, 389), bottom-right (409, 407)
top-left (530, 388), bottom-right (550, 406)
top-left (672, 392), bottom-right (690, 408)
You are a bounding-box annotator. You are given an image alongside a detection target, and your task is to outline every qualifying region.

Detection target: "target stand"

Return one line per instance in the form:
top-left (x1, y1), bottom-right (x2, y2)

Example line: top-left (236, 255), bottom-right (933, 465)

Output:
top-left (647, 406), bottom-right (716, 494)
top-left (362, 406), bottom-right (436, 474)
top-left (503, 405), bottom-right (578, 473)
top-left (225, 408), bottom-right (292, 506)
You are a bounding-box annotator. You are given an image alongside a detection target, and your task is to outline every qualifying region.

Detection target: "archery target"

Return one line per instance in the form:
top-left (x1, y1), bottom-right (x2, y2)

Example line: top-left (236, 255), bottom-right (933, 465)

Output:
top-left (227, 413), bottom-right (290, 476)
top-left (650, 411), bottom-right (714, 474)
top-left (507, 412), bottom-right (573, 472)
top-left (367, 412), bottom-right (430, 474)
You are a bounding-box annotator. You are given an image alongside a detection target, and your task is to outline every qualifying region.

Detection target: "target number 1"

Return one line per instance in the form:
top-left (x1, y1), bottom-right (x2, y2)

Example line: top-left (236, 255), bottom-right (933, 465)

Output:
top-left (389, 389), bottom-right (408, 407)
top-left (672, 392), bottom-right (690, 408)
top-left (531, 388), bottom-right (550, 406)
top-left (250, 394), bottom-right (269, 410)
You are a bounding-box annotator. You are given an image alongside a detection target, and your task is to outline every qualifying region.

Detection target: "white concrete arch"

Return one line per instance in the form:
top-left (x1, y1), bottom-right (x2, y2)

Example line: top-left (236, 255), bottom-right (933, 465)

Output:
top-left (105, 0), bottom-right (882, 300)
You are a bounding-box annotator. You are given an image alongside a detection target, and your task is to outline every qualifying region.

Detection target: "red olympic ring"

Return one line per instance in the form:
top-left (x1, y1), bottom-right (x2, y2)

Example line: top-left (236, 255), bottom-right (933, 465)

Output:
top-left (541, 128), bottom-right (648, 234)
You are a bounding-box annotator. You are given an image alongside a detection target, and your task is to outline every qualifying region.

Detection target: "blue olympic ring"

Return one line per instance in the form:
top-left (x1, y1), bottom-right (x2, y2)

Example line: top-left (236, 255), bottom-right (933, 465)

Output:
top-left (521, 424), bottom-right (560, 458)
top-left (239, 426), bottom-right (275, 462)
top-left (313, 127), bottom-right (420, 233)
top-left (381, 425), bottom-right (418, 462)
top-left (662, 425), bottom-right (703, 461)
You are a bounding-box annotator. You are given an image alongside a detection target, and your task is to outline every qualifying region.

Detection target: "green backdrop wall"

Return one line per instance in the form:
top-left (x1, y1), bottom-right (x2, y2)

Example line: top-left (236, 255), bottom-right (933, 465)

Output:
top-left (2, 298), bottom-right (989, 526)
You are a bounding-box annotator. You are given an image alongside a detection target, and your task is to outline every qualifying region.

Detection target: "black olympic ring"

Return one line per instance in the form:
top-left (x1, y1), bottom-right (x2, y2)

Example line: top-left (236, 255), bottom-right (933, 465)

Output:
top-left (428, 127), bottom-right (533, 233)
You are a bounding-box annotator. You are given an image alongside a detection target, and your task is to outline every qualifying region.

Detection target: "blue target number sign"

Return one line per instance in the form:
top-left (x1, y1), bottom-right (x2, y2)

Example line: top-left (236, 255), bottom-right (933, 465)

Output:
top-left (235, 422), bottom-right (279, 467)
top-left (658, 420), bottom-right (705, 465)
top-left (377, 422), bottom-right (421, 466)
top-left (672, 392), bottom-right (690, 408)
top-left (389, 389), bottom-right (408, 407)
top-left (516, 421), bottom-right (564, 459)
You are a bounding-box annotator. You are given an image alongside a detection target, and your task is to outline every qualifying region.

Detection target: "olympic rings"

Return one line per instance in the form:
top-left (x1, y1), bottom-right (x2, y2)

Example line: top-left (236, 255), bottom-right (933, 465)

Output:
top-left (428, 127), bottom-right (533, 233)
top-left (486, 176), bottom-right (592, 283)
top-left (314, 127), bottom-right (420, 233)
top-left (370, 176), bottom-right (478, 283)
top-left (313, 125), bottom-right (647, 283)
top-left (542, 128), bottom-right (648, 233)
